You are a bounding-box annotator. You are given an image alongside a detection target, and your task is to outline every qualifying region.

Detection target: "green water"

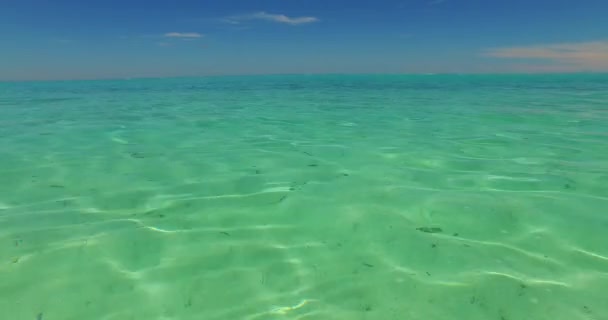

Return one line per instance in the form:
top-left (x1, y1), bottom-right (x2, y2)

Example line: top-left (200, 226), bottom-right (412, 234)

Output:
top-left (1, 75), bottom-right (608, 320)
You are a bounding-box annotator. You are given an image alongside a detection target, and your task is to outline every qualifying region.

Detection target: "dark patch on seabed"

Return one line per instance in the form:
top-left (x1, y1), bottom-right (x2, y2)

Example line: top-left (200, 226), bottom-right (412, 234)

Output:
top-left (143, 210), bottom-right (165, 218)
top-left (416, 227), bottom-right (442, 233)
top-left (582, 305), bottom-right (592, 314)
top-left (290, 181), bottom-right (309, 191)
top-left (129, 152), bottom-right (146, 159)
top-left (185, 297), bottom-right (193, 308)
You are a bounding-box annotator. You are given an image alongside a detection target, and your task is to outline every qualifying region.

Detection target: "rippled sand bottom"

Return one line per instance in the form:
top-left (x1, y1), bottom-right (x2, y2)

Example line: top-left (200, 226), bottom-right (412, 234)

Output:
top-left (1, 75), bottom-right (607, 319)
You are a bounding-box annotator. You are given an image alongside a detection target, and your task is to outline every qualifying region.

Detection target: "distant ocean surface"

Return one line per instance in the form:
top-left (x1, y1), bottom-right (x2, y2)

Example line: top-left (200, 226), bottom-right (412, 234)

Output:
top-left (1, 74), bottom-right (607, 320)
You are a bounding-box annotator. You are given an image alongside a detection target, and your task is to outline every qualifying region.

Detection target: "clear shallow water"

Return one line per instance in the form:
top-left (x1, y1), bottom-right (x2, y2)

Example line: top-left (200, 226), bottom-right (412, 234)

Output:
top-left (1, 74), bottom-right (608, 320)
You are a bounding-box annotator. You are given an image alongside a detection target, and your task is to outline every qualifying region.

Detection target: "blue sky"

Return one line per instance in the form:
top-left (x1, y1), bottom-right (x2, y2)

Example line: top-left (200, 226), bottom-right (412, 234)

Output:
top-left (2, 0), bottom-right (608, 80)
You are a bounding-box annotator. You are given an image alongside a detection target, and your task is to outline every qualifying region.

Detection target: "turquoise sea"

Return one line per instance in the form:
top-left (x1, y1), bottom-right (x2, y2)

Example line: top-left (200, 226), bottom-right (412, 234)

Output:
top-left (1, 74), bottom-right (608, 320)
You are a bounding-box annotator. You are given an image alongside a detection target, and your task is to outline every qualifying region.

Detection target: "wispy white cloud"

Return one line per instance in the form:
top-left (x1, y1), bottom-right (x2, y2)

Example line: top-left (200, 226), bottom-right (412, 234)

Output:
top-left (224, 12), bottom-right (319, 25)
top-left (164, 32), bottom-right (203, 38)
top-left (483, 40), bottom-right (608, 71)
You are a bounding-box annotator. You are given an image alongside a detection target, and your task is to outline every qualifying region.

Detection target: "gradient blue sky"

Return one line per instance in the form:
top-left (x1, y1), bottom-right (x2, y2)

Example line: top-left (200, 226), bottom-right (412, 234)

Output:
top-left (2, 0), bottom-right (608, 80)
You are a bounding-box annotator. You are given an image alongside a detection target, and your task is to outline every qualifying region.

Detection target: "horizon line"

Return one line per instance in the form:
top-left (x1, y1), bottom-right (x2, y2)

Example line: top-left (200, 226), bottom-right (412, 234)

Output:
top-left (2, 71), bottom-right (608, 83)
